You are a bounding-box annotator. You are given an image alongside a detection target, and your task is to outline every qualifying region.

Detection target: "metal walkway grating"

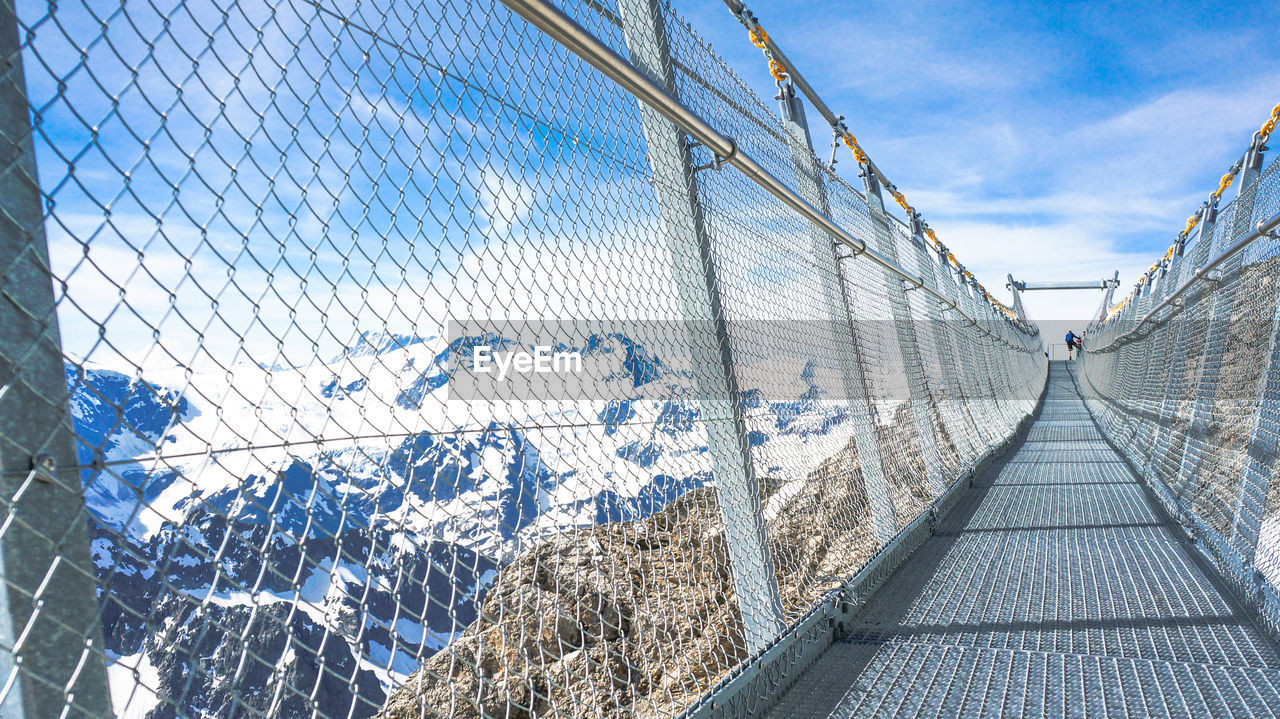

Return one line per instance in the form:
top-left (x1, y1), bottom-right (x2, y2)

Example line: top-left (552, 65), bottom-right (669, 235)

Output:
top-left (768, 363), bottom-right (1280, 717)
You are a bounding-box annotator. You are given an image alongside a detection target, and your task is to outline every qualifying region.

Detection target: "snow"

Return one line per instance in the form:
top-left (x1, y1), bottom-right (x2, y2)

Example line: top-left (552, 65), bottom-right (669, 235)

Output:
top-left (107, 651), bottom-right (161, 719)
top-left (78, 333), bottom-right (858, 559)
top-left (1259, 518), bottom-right (1280, 588)
top-left (78, 329), bottom-right (861, 713)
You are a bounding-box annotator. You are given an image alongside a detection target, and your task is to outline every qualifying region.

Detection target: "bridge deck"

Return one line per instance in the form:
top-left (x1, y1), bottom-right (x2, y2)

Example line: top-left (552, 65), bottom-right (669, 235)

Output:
top-left (768, 362), bottom-right (1280, 717)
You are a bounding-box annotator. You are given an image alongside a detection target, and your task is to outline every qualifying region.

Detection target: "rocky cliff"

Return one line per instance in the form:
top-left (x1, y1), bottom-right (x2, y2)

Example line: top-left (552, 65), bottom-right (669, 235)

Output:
top-left (379, 430), bottom-right (889, 718)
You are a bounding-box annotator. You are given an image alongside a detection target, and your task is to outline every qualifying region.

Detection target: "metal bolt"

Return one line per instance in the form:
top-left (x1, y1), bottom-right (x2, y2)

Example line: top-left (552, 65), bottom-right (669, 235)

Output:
top-left (32, 454), bottom-right (56, 483)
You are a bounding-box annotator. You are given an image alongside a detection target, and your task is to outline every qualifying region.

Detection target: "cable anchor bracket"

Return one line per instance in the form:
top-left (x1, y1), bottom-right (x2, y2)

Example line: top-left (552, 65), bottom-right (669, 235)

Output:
top-left (689, 137), bottom-right (738, 173)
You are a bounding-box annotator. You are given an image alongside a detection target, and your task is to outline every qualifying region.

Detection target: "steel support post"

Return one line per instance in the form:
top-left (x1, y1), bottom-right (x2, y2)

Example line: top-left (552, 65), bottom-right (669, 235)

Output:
top-left (0, 1), bottom-right (113, 714)
top-left (1122, 334), bottom-right (1148, 451)
top-left (1005, 274), bottom-right (1030, 324)
top-left (1095, 272), bottom-right (1120, 324)
top-left (942, 252), bottom-right (988, 452)
top-left (1116, 287), bottom-right (1154, 454)
top-left (907, 219), bottom-right (976, 464)
top-left (952, 262), bottom-right (1000, 446)
top-left (617, 0), bottom-right (784, 652)
top-left (859, 171), bottom-right (946, 496)
top-left (1141, 266), bottom-right (1178, 450)
top-left (1143, 206), bottom-right (1216, 491)
top-left (1110, 275), bottom-right (1146, 439)
top-left (953, 270), bottom-right (996, 440)
top-left (962, 275), bottom-right (1007, 433)
top-left (983, 295), bottom-right (1013, 429)
top-left (1153, 206), bottom-right (1219, 495)
top-left (1113, 302), bottom-right (1144, 441)
top-left (1130, 257), bottom-right (1179, 463)
top-left (778, 86), bottom-right (898, 545)
top-left (979, 303), bottom-right (1015, 432)
top-left (1177, 153), bottom-right (1263, 506)
top-left (936, 251), bottom-right (990, 449)
top-left (980, 308), bottom-right (1013, 433)
top-left (1133, 272), bottom-right (1155, 317)
top-left (1136, 256), bottom-right (1183, 479)
top-left (994, 317), bottom-right (1026, 419)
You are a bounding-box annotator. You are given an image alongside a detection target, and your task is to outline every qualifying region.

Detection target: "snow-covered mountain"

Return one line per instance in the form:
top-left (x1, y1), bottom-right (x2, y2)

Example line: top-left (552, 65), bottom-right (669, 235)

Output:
top-left (72, 331), bottom-right (860, 718)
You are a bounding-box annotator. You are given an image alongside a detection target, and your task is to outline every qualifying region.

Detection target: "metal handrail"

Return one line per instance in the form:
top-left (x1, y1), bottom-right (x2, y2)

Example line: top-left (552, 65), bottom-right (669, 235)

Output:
top-left (1088, 209), bottom-right (1280, 352)
top-left (496, 0), bottom-right (1037, 349)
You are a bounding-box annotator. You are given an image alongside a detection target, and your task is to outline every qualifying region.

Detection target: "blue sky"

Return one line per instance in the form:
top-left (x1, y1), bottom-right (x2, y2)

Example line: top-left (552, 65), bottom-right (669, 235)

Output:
top-left (25, 0), bottom-right (1279, 371)
top-left (675, 0), bottom-right (1280, 321)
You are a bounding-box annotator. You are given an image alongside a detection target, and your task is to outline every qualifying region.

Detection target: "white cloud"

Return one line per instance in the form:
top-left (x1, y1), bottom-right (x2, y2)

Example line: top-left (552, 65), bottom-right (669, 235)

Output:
top-left (865, 77), bottom-right (1280, 324)
top-left (473, 165), bottom-right (537, 237)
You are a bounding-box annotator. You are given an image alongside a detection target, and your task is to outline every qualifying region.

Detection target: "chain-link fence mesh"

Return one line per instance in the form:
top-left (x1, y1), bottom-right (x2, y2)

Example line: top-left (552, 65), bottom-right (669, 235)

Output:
top-left (1079, 147), bottom-right (1280, 645)
top-left (0, 0), bottom-right (1045, 716)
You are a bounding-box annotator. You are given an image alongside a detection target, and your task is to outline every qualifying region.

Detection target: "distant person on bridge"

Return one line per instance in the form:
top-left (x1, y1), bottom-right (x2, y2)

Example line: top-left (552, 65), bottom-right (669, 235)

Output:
top-left (1065, 330), bottom-right (1078, 360)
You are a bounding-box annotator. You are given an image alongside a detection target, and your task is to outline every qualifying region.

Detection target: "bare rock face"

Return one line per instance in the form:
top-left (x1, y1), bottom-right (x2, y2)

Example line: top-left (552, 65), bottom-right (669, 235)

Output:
top-left (1132, 255), bottom-right (1280, 531)
top-left (879, 403), bottom-right (936, 527)
top-left (1192, 255), bottom-right (1280, 532)
top-left (766, 435), bottom-right (879, 618)
top-left (379, 431), bottom-right (885, 718)
top-left (378, 487), bottom-right (745, 719)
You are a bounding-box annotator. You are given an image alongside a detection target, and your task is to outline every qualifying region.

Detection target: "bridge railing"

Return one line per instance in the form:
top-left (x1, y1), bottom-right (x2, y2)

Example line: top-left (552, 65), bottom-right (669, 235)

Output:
top-left (1080, 113), bottom-right (1280, 641)
top-left (0, 0), bottom-right (1044, 716)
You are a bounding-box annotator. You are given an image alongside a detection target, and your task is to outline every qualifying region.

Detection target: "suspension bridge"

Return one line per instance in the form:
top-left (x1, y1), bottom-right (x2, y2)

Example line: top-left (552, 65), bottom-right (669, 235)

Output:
top-left (1, 0), bottom-right (1279, 716)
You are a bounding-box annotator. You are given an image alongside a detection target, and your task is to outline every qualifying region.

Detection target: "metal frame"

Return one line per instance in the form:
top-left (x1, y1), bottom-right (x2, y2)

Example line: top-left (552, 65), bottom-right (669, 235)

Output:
top-left (1006, 276), bottom-right (1120, 292)
top-left (0, 0), bottom-right (1051, 713)
top-left (496, 1), bottom-right (1045, 712)
top-left (777, 84), bottom-right (899, 546)
top-left (860, 176), bottom-right (945, 496)
top-left (497, 0), bottom-right (1030, 349)
top-left (0, 0), bottom-right (112, 713)
top-left (617, 0), bottom-right (785, 652)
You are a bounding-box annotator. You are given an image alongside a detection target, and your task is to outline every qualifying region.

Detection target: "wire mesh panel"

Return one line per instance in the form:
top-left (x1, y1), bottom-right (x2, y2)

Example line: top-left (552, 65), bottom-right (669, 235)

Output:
top-left (1080, 147), bottom-right (1280, 641)
top-left (0, 0), bottom-right (1045, 716)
